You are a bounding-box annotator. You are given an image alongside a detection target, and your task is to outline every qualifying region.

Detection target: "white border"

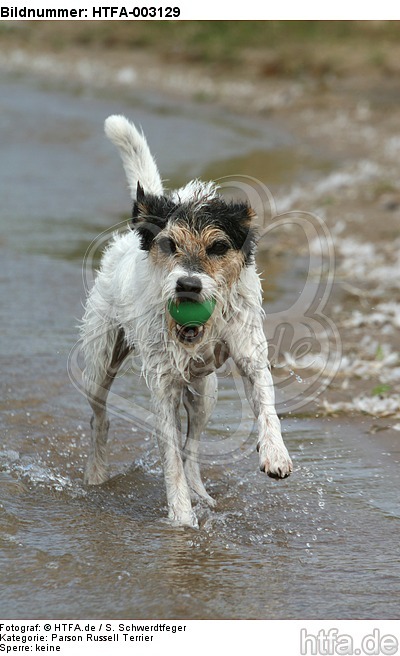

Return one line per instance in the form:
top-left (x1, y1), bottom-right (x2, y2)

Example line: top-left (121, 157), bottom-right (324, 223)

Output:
top-left (0, 620), bottom-right (399, 655)
top-left (1, 1), bottom-right (399, 20)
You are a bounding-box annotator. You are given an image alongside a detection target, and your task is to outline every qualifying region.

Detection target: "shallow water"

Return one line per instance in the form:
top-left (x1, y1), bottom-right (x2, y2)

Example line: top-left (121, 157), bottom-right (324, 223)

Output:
top-left (1, 74), bottom-right (399, 620)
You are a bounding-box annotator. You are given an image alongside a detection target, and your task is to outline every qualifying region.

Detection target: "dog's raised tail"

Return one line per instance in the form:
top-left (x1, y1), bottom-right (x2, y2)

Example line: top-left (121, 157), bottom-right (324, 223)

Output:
top-left (104, 115), bottom-right (163, 199)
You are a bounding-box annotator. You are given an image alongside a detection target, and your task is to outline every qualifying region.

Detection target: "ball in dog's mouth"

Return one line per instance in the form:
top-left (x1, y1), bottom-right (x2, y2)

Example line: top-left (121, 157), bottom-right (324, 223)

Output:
top-left (168, 298), bottom-right (216, 326)
top-left (175, 323), bottom-right (205, 344)
top-left (168, 298), bottom-right (215, 345)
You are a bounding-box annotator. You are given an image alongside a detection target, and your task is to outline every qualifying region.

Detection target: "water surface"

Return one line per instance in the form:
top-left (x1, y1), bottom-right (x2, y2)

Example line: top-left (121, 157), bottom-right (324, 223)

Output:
top-left (0, 74), bottom-right (399, 620)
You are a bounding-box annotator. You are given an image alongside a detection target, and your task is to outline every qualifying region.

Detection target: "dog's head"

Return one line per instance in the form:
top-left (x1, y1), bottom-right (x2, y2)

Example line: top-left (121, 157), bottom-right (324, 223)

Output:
top-left (132, 180), bottom-right (257, 346)
top-left (103, 115), bottom-right (258, 347)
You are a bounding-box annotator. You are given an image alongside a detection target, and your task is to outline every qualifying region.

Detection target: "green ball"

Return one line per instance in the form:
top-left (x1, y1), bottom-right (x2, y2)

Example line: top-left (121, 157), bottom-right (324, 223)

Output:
top-left (168, 298), bottom-right (216, 327)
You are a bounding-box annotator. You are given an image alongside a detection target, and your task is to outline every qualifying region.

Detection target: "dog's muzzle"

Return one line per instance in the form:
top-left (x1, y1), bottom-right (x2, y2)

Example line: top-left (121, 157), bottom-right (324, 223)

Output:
top-left (175, 276), bottom-right (203, 303)
top-left (172, 276), bottom-right (205, 344)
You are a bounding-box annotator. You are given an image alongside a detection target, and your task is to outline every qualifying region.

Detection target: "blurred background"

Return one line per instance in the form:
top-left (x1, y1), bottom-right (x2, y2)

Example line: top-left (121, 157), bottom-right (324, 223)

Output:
top-left (2, 20), bottom-right (400, 81)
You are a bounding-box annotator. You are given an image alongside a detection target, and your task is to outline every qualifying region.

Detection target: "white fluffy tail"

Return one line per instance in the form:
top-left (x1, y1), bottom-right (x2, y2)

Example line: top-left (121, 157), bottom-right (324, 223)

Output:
top-left (104, 115), bottom-right (163, 199)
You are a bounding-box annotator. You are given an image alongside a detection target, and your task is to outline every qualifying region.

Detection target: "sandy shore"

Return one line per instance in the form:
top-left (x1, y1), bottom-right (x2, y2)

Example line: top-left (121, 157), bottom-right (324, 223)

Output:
top-left (1, 42), bottom-right (399, 430)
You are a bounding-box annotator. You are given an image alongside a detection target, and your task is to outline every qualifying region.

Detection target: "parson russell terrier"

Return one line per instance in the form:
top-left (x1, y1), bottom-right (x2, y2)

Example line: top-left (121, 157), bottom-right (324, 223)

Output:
top-left (81, 115), bottom-right (292, 528)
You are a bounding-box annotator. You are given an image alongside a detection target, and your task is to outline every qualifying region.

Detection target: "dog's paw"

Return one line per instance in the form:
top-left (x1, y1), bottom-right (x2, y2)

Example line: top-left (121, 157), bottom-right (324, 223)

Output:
top-left (190, 489), bottom-right (217, 508)
top-left (168, 507), bottom-right (199, 529)
top-left (84, 460), bottom-right (109, 486)
top-left (184, 463), bottom-right (216, 508)
top-left (258, 443), bottom-right (293, 479)
top-left (201, 492), bottom-right (217, 508)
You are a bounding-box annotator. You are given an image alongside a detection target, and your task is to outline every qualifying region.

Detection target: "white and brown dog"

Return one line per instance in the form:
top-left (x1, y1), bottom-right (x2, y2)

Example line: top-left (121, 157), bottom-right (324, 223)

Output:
top-left (81, 115), bottom-right (292, 528)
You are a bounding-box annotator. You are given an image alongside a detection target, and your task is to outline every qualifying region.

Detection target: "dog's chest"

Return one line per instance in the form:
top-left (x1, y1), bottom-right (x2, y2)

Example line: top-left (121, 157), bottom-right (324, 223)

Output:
top-left (186, 339), bottom-right (230, 379)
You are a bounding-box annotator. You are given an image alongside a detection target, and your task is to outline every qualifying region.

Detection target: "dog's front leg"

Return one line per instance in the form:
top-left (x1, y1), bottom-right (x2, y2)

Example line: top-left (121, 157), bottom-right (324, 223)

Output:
top-left (154, 384), bottom-right (198, 528)
top-left (228, 318), bottom-right (293, 479)
top-left (182, 373), bottom-right (218, 507)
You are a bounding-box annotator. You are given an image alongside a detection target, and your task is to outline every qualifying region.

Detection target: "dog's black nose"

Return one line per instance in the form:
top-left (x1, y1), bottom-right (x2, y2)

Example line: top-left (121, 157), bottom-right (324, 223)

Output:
top-left (176, 276), bottom-right (202, 300)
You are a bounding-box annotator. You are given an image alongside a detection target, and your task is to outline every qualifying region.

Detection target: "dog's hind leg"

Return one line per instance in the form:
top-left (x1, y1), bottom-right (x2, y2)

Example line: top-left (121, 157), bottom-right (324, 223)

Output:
top-left (153, 383), bottom-right (198, 528)
top-left (182, 373), bottom-right (218, 508)
top-left (83, 327), bottom-right (131, 485)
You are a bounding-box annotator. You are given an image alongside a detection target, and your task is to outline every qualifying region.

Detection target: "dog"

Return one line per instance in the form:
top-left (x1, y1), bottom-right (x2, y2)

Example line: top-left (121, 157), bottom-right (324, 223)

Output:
top-left (81, 115), bottom-right (292, 528)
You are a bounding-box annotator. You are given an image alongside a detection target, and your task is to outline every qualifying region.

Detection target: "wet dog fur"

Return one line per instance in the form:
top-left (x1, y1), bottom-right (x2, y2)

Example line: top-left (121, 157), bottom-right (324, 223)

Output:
top-left (81, 115), bottom-right (292, 528)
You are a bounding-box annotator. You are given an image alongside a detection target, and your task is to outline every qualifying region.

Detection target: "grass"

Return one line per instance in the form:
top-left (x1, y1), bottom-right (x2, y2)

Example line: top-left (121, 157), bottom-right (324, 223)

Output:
top-left (1, 20), bottom-right (400, 79)
top-left (371, 384), bottom-right (392, 396)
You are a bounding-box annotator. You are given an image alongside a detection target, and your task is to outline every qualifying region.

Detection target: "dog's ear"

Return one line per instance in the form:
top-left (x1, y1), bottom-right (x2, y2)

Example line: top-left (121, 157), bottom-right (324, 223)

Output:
top-left (136, 181), bottom-right (145, 205)
top-left (228, 203), bottom-right (258, 265)
top-left (131, 182), bottom-right (177, 251)
top-left (240, 206), bottom-right (258, 265)
top-left (206, 199), bottom-right (258, 265)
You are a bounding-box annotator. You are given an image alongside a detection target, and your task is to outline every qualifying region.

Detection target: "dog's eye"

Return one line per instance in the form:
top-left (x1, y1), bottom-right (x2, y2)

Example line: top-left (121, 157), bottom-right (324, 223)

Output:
top-left (206, 240), bottom-right (230, 256)
top-left (158, 237), bottom-right (177, 254)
